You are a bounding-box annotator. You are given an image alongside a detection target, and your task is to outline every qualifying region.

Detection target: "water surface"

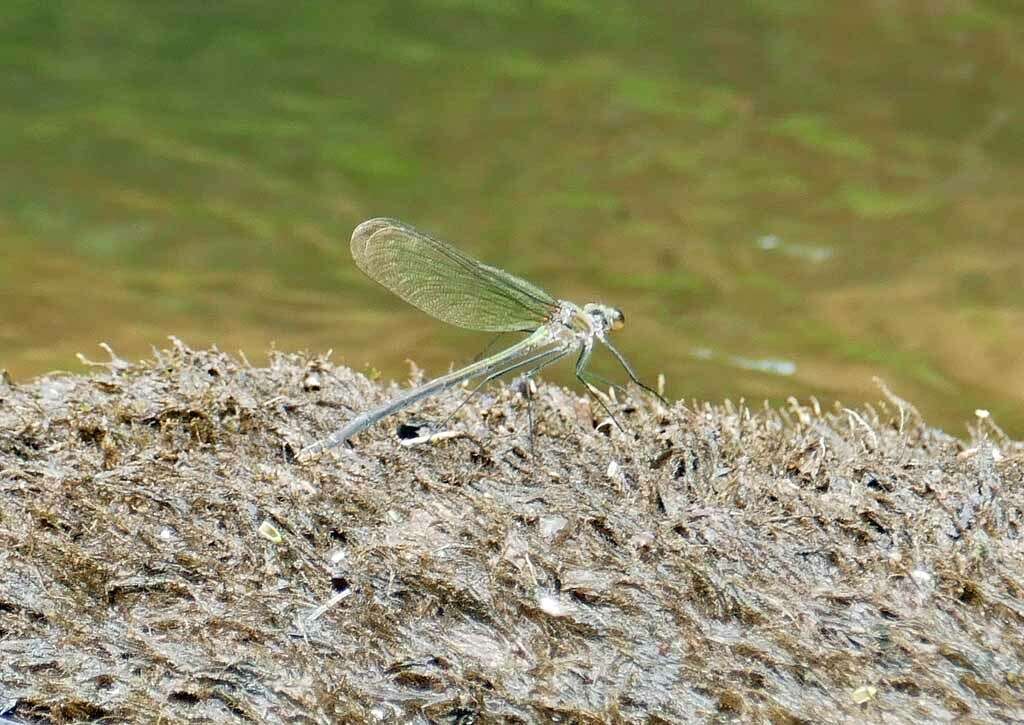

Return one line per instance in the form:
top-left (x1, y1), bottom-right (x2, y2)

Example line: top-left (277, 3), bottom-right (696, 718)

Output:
top-left (2, 2), bottom-right (1022, 434)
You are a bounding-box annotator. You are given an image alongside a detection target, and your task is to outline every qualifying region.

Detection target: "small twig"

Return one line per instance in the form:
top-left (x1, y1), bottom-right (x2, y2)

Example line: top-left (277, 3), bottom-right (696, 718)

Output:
top-left (400, 429), bottom-right (467, 447)
top-left (305, 587), bottom-right (353, 624)
top-left (844, 408), bottom-right (878, 451)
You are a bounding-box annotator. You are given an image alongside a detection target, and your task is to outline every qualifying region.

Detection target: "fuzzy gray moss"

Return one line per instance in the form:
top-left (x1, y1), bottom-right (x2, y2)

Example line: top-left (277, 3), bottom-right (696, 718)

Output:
top-left (0, 340), bottom-right (1021, 723)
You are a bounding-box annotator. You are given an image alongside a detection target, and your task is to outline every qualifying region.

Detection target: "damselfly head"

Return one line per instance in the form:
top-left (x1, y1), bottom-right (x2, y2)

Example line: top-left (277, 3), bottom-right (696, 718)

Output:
top-left (609, 307), bottom-right (625, 330)
top-left (584, 303), bottom-right (625, 333)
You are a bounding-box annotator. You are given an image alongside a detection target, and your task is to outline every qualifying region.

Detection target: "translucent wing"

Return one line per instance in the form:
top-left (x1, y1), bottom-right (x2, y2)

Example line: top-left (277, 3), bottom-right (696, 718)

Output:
top-left (350, 218), bottom-right (559, 332)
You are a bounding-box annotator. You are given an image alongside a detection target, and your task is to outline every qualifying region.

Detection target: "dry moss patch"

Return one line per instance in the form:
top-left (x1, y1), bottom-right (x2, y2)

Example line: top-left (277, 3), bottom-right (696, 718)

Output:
top-left (1, 341), bottom-right (1022, 723)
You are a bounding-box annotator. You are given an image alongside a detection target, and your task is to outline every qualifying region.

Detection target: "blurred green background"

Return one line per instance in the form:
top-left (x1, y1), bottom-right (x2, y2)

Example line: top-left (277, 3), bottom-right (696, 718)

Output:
top-left (2, 1), bottom-right (1022, 435)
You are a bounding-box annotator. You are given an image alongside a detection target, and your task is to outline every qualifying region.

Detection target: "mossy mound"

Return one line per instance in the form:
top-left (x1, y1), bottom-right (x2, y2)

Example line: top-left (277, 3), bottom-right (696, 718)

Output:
top-left (1, 341), bottom-right (1021, 722)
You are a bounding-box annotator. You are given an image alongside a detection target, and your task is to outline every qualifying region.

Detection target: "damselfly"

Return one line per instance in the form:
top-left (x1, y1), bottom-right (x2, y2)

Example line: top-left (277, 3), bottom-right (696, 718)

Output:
top-left (300, 218), bottom-right (662, 456)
